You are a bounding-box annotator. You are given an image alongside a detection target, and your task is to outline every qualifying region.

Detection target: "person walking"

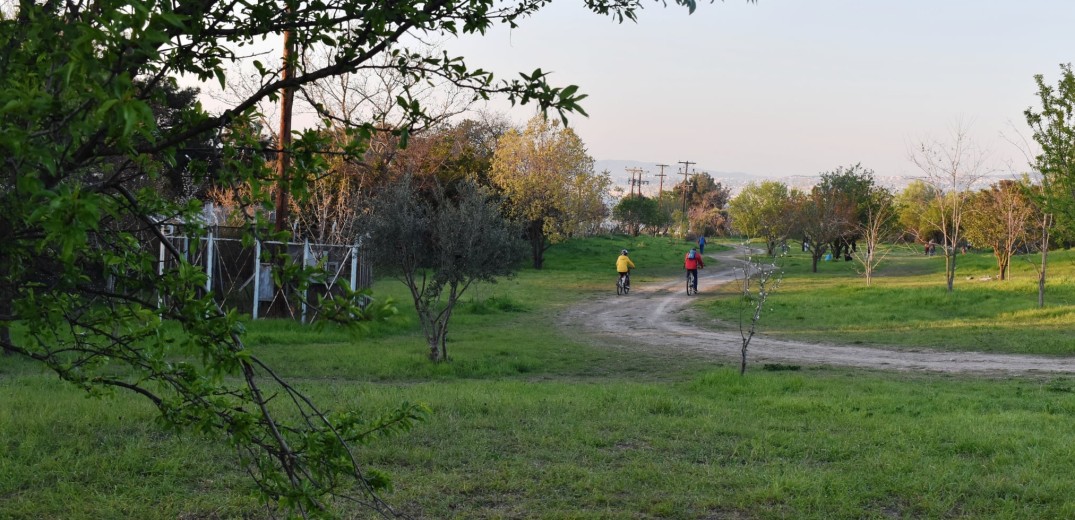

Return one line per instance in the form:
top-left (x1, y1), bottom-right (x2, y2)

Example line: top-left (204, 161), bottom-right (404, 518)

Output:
top-left (697, 235), bottom-right (707, 255)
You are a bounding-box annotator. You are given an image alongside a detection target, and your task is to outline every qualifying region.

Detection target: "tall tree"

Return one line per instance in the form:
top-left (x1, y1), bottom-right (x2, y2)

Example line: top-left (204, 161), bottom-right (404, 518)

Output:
top-left (1025, 64), bottom-right (1075, 306)
top-left (0, 0), bottom-right (738, 513)
top-left (1026, 64), bottom-right (1075, 237)
top-left (491, 115), bottom-right (597, 268)
top-left (910, 123), bottom-right (990, 292)
top-left (564, 168), bottom-right (612, 237)
top-left (727, 181), bottom-right (795, 255)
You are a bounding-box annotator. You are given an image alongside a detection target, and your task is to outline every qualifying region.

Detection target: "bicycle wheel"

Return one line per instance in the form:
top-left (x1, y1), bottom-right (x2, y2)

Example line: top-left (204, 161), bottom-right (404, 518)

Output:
top-left (616, 277), bottom-right (623, 295)
top-left (686, 272), bottom-right (695, 295)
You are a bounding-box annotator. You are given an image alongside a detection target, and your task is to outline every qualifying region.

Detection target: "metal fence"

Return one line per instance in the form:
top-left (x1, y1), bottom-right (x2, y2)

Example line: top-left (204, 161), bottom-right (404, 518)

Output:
top-left (158, 226), bottom-right (372, 321)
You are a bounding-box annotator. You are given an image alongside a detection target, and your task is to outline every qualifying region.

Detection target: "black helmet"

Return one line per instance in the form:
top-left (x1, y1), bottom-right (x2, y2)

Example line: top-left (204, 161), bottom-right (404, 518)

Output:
top-left (621, 249), bottom-right (629, 255)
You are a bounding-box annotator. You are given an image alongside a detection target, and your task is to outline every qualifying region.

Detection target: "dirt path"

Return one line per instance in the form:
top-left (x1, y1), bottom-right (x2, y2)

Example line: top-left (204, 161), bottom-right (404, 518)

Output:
top-left (562, 246), bottom-right (1075, 375)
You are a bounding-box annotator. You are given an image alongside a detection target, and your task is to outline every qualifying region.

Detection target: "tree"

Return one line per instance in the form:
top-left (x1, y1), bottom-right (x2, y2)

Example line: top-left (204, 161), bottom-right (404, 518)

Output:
top-left (490, 115), bottom-right (598, 268)
top-left (815, 164), bottom-right (877, 259)
top-left (791, 186), bottom-right (856, 273)
top-left (735, 249), bottom-right (782, 375)
top-left (727, 181), bottom-right (795, 255)
top-left (362, 177), bottom-right (524, 362)
top-left (563, 169), bottom-right (613, 238)
top-left (670, 172), bottom-right (732, 237)
top-left (1025, 64), bottom-right (1075, 307)
top-left (895, 180), bottom-right (943, 246)
top-left (910, 123), bottom-right (990, 292)
top-left (0, 0), bottom-right (731, 514)
top-left (850, 185), bottom-right (898, 287)
top-left (963, 180), bottom-right (1038, 280)
top-left (1026, 64), bottom-right (1075, 237)
top-left (613, 194), bottom-right (659, 236)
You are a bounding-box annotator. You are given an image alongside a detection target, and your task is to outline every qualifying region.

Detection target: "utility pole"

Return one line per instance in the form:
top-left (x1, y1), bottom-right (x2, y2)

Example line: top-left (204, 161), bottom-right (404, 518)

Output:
top-left (625, 167), bottom-right (645, 197)
top-left (678, 160), bottom-right (695, 213)
top-left (273, 15), bottom-right (295, 233)
top-left (655, 164), bottom-right (669, 211)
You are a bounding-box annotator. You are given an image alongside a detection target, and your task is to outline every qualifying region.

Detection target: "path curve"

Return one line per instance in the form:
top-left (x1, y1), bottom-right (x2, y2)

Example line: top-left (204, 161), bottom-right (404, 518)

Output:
top-left (561, 246), bottom-right (1075, 375)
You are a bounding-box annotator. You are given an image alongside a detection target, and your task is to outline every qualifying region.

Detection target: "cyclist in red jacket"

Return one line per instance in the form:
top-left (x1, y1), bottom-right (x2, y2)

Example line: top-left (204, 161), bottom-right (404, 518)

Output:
top-left (684, 247), bottom-right (704, 292)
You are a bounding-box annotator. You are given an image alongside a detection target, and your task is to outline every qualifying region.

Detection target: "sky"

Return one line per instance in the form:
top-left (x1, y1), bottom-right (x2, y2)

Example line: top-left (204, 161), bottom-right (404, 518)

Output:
top-left (442, 0), bottom-right (1075, 182)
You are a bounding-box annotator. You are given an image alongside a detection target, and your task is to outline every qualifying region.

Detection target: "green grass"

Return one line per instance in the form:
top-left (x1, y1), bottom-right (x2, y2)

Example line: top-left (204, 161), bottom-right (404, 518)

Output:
top-left (4, 234), bottom-right (1075, 519)
top-left (702, 242), bottom-right (1075, 355)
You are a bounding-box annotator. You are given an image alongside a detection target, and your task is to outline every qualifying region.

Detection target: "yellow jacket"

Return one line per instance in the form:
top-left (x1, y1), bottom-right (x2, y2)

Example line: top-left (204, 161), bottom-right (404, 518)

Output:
top-left (616, 254), bottom-right (635, 273)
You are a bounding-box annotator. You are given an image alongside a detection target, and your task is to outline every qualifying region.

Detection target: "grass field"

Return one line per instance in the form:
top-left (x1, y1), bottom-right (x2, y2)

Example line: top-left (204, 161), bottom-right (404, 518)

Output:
top-left (4, 235), bottom-right (1075, 519)
top-left (701, 242), bottom-right (1075, 355)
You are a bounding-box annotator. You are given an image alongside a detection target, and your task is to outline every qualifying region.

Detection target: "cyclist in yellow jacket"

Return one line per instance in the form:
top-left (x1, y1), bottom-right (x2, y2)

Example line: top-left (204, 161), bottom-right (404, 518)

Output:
top-left (616, 249), bottom-right (635, 289)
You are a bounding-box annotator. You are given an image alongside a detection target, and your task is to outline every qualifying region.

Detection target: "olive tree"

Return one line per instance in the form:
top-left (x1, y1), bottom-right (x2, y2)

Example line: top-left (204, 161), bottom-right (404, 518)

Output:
top-left (362, 177), bottom-right (525, 362)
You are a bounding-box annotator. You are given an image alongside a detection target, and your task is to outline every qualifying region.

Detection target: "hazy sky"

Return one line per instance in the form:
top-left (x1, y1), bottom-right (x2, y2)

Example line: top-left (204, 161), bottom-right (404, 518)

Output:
top-left (444, 0), bottom-right (1074, 180)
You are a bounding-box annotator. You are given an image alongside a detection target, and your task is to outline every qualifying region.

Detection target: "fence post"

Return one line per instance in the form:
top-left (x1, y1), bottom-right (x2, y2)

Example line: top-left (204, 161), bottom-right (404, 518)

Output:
top-left (205, 231), bottom-right (214, 294)
top-left (350, 241), bottom-right (359, 292)
top-left (252, 238), bottom-right (261, 320)
top-left (158, 237), bottom-right (165, 310)
top-left (301, 239), bottom-right (309, 324)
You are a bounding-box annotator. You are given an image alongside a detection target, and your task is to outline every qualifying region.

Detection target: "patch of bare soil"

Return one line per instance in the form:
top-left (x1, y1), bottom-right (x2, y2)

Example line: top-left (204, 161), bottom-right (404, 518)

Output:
top-left (561, 247), bottom-right (1075, 375)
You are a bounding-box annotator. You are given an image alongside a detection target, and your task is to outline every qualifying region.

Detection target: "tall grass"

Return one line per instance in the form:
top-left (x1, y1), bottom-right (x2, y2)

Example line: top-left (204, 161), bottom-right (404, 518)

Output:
top-left (4, 235), bottom-right (1075, 519)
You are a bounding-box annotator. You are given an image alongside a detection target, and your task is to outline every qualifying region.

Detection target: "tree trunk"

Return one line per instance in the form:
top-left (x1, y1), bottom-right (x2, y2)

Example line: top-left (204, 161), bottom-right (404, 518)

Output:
top-left (1039, 215), bottom-right (1050, 308)
top-left (0, 326), bottom-right (10, 356)
top-left (810, 244), bottom-right (826, 273)
top-left (428, 335), bottom-right (442, 361)
top-left (528, 220), bottom-right (545, 269)
top-left (740, 334), bottom-right (751, 375)
top-left (945, 250), bottom-right (956, 293)
top-left (864, 250), bottom-right (874, 287)
top-left (0, 294), bottom-right (10, 356)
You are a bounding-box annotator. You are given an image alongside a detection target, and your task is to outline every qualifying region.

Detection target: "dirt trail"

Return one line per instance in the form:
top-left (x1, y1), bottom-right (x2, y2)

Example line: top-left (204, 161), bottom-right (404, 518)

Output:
top-left (562, 246), bottom-right (1075, 375)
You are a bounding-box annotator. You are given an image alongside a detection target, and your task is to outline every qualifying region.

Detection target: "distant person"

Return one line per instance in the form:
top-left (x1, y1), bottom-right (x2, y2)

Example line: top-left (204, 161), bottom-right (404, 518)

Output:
top-left (697, 235), bottom-right (707, 255)
top-left (684, 247), bottom-right (705, 292)
top-left (616, 249), bottom-right (635, 289)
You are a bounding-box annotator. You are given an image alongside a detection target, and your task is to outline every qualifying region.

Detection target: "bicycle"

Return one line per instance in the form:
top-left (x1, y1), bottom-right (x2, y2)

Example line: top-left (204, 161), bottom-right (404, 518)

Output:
top-left (686, 270), bottom-right (698, 295)
top-left (617, 272), bottom-right (630, 295)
